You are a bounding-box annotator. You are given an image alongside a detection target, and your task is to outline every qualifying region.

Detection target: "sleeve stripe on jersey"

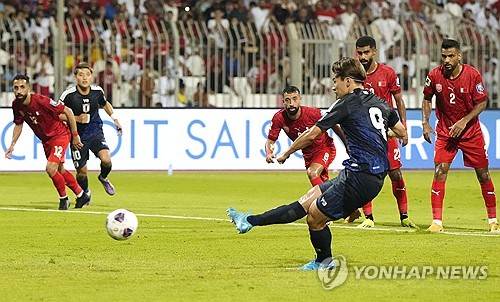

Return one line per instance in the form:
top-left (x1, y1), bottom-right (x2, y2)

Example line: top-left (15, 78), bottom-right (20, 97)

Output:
top-left (91, 84), bottom-right (105, 94)
top-left (59, 86), bottom-right (77, 103)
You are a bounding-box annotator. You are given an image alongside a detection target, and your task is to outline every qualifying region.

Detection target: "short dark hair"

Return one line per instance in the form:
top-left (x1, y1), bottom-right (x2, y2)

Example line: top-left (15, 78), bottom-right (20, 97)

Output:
top-left (356, 36), bottom-right (377, 49)
top-left (13, 74), bottom-right (30, 83)
top-left (74, 62), bottom-right (93, 75)
top-left (331, 57), bottom-right (366, 82)
top-left (282, 85), bottom-right (300, 95)
top-left (441, 39), bottom-right (460, 51)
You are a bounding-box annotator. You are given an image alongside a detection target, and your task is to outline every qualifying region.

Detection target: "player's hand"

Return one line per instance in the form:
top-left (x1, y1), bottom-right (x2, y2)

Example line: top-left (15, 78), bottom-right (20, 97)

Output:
top-left (5, 147), bottom-right (14, 159)
top-left (72, 135), bottom-right (83, 149)
top-left (76, 114), bottom-right (90, 124)
top-left (276, 153), bottom-right (289, 164)
top-left (115, 121), bottom-right (123, 136)
top-left (265, 153), bottom-right (275, 163)
top-left (422, 123), bottom-right (435, 144)
top-left (449, 119), bottom-right (466, 138)
top-left (400, 135), bottom-right (409, 147)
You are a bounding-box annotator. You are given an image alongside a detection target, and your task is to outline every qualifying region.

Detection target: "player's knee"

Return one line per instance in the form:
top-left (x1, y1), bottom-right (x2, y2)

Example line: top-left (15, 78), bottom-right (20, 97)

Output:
top-left (476, 170), bottom-right (490, 183)
top-left (45, 166), bottom-right (57, 176)
top-left (389, 169), bottom-right (402, 180)
top-left (307, 170), bottom-right (321, 180)
top-left (76, 170), bottom-right (87, 178)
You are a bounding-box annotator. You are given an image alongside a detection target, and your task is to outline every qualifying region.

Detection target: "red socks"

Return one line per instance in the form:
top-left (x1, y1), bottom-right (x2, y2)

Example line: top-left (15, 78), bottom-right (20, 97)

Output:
top-left (310, 177), bottom-right (323, 187)
top-left (392, 179), bottom-right (408, 214)
top-left (61, 170), bottom-right (83, 196)
top-left (431, 180), bottom-right (446, 221)
top-left (362, 202), bottom-right (373, 217)
top-left (480, 179), bottom-right (497, 219)
top-left (50, 171), bottom-right (67, 198)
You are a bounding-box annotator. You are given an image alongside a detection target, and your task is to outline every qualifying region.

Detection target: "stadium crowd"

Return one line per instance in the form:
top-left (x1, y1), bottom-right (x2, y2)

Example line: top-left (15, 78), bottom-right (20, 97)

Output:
top-left (0, 0), bottom-right (498, 107)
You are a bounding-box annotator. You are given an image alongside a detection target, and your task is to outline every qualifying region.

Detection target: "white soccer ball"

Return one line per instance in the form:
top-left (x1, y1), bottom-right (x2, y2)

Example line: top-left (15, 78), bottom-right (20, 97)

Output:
top-left (106, 209), bottom-right (138, 240)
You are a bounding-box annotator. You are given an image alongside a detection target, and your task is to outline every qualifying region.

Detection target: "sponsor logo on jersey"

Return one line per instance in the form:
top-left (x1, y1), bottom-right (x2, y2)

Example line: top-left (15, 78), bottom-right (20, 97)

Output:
top-left (436, 84), bottom-right (442, 93)
top-left (378, 81), bottom-right (387, 87)
top-left (476, 83), bottom-right (485, 94)
top-left (460, 87), bottom-right (468, 93)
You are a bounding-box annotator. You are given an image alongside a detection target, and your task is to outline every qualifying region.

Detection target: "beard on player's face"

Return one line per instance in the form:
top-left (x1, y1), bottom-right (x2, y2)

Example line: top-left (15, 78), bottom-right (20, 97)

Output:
top-left (286, 106), bottom-right (298, 116)
top-left (360, 57), bottom-right (373, 71)
top-left (15, 92), bottom-right (28, 102)
top-left (443, 61), bottom-right (458, 77)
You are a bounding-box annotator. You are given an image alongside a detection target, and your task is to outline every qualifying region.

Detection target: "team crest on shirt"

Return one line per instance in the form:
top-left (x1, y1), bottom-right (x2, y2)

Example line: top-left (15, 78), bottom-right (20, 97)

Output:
top-left (436, 84), bottom-right (442, 93)
top-left (476, 83), bottom-right (485, 94)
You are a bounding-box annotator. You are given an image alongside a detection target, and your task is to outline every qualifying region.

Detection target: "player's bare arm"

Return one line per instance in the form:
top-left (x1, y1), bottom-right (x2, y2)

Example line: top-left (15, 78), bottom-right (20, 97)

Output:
top-left (389, 121), bottom-right (408, 140)
top-left (103, 101), bottom-right (123, 136)
top-left (5, 123), bottom-right (23, 159)
top-left (421, 98), bottom-right (435, 143)
top-left (276, 126), bottom-right (323, 164)
top-left (449, 100), bottom-right (487, 138)
top-left (264, 139), bottom-right (276, 163)
top-left (59, 112), bottom-right (89, 124)
top-left (63, 106), bottom-right (83, 149)
top-left (394, 92), bottom-right (408, 146)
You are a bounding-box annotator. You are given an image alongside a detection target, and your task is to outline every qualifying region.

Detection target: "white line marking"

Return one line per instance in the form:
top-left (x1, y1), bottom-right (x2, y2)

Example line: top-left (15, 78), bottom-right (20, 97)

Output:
top-left (0, 207), bottom-right (497, 237)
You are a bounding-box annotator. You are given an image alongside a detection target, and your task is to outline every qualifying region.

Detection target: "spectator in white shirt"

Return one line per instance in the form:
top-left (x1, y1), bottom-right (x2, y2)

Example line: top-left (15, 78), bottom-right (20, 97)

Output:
top-left (371, 8), bottom-right (404, 63)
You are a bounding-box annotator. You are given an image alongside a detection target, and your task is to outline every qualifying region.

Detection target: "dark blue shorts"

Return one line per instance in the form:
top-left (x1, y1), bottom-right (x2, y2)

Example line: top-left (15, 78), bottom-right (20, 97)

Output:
top-left (317, 169), bottom-right (386, 221)
top-left (70, 132), bottom-right (109, 170)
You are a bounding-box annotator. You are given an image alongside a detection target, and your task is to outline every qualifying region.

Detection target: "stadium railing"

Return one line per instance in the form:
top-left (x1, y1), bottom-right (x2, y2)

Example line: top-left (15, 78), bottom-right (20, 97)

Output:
top-left (0, 14), bottom-right (498, 109)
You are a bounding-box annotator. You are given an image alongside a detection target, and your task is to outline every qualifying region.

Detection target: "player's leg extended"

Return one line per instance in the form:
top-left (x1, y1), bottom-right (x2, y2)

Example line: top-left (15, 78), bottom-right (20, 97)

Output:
top-left (475, 167), bottom-right (498, 232)
top-left (97, 149), bottom-right (115, 195)
top-left (227, 185), bottom-right (322, 234)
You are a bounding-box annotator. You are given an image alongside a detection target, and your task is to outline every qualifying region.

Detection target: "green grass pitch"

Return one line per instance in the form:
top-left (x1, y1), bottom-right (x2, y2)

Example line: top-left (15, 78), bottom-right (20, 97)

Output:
top-left (0, 170), bottom-right (499, 301)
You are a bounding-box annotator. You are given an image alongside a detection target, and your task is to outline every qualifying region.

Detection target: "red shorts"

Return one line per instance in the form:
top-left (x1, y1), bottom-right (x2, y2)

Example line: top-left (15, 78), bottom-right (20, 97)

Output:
top-left (304, 146), bottom-right (336, 182)
top-left (434, 135), bottom-right (489, 168)
top-left (43, 134), bottom-right (70, 163)
top-left (387, 137), bottom-right (403, 170)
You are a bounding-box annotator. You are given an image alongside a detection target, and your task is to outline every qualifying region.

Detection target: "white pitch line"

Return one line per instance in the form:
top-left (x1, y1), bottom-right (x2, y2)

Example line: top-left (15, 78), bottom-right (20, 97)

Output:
top-left (0, 207), bottom-right (497, 237)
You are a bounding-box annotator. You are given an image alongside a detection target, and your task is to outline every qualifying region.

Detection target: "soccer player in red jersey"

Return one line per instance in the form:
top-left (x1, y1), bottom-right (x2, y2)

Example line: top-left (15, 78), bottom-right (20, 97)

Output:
top-left (5, 74), bottom-right (90, 210)
top-left (350, 36), bottom-right (417, 229)
top-left (422, 39), bottom-right (498, 233)
top-left (265, 85), bottom-right (346, 186)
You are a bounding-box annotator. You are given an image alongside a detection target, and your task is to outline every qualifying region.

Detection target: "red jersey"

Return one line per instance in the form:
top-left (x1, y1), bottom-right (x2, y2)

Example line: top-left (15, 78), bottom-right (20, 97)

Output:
top-left (268, 106), bottom-right (334, 157)
top-left (423, 64), bottom-right (488, 139)
top-left (364, 63), bottom-right (401, 108)
top-left (12, 94), bottom-right (69, 142)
